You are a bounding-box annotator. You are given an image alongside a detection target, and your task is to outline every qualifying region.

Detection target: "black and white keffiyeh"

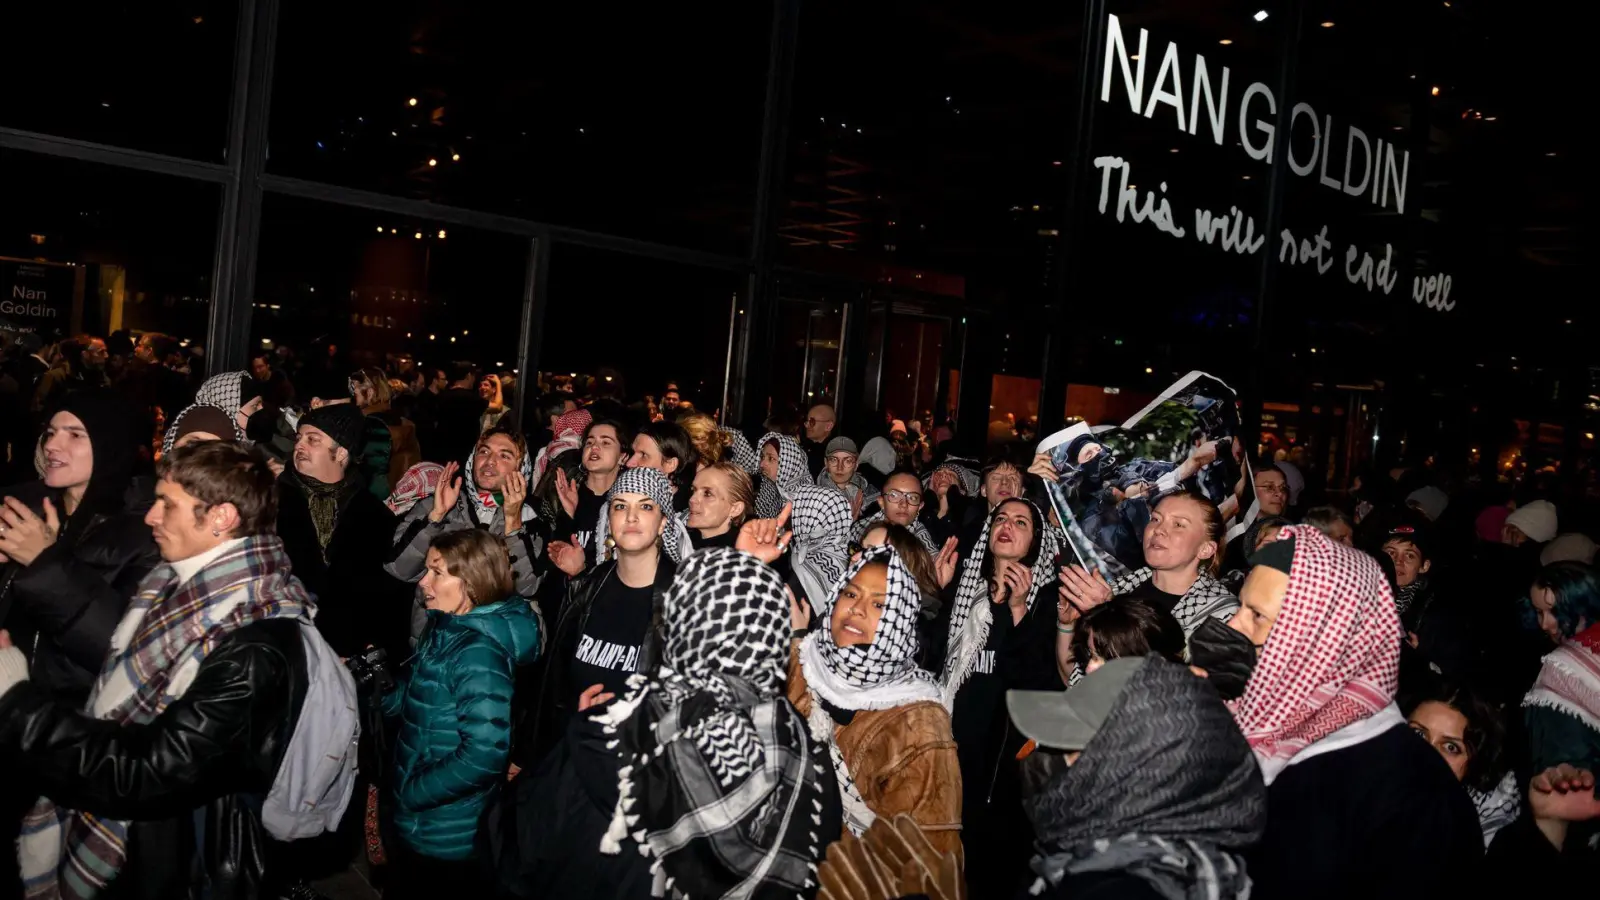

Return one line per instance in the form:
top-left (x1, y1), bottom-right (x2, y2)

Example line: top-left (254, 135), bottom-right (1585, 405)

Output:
top-left (923, 460), bottom-right (980, 498)
top-left (1110, 568), bottom-right (1238, 637)
top-left (848, 512), bottom-right (937, 553)
top-left (815, 467), bottom-right (877, 509)
top-left (159, 403), bottom-right (245, 455)
top-left (941, 498), bottom-right (1063, 706)
top-left (789, 486), bottom-right (852, 610)
top-left (595, 549), bottom-right (835, 899)
top-left (194, 370), bottom-right (247, 415)
top-left (800, 545), bottom-right (943, 727)
top-left (722, 427), bottom-right (760, 476)
top-left (462, 441), bottom-right (538, 527)
top-left (596, 466), bottom-right (692, 565)
top-left (755, 432), bottom-right (811, 519)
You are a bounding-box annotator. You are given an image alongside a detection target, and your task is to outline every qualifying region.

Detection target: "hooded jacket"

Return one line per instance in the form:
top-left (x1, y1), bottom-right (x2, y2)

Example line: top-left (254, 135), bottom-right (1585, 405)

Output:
top-left (0, 388), bottom-right (159, 708)
top-left (382, 597), bottom-right (541, 861)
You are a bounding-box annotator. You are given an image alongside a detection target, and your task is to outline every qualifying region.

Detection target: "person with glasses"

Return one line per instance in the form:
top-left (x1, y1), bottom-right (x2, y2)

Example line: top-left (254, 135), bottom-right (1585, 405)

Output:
top-left (850, 470), bottom-right (938, 553)
top-left (800, 403), bottom-right (837, 478)
top-left (1254, 463), bottom-right (1291, 519)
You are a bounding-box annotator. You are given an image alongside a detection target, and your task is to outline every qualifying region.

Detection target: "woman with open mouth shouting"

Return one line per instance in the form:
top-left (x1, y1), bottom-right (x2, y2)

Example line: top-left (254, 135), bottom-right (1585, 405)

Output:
top-left (786, 544), bottom-right (962, 858)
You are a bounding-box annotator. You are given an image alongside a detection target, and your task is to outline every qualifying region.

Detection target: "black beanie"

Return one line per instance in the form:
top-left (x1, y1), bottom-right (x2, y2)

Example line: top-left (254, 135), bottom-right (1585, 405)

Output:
top-left (298, 403), bottom-right (366, 455)
top-left (1249, 535), bottom-right (1296, 575)
top-left (57, 388), bottom-right (136, 511)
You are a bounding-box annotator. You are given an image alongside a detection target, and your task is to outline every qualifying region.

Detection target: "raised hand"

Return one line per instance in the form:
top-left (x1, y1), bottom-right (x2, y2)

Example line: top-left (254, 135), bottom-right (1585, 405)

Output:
top-left (934, 537), bottom-right (960, 589)
top-left (430, 461), bottom-right (462, 522)
top-left (1057, 565), bottom-right (1113, 624)
top-left (547, 540), bottom-right (585, 578)
top-left (736, 503), bottom-right (792, 565)
top-left (0, 496), bottom-right (60, 567)
top-left (502, 470), bottom-right (528, 534)
top-left (997, 561), bottom-right (1033, 607)
top-left (1029, 453), bottom-right (1059, 484)
top-left (555, 467), bottom-right (580, 519)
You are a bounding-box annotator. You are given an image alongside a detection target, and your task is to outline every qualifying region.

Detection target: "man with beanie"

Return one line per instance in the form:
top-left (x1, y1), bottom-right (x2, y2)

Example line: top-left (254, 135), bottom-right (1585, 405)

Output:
top-left (816, 435), bottom-right (874, 517)
top-left (1504, 499), bottom-right (1558, 548)
top-left (276, 403), bottom-right (410, 661)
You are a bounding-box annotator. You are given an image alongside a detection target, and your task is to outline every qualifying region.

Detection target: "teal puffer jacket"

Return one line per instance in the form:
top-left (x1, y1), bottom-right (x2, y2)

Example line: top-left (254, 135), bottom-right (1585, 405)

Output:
top-left (383, 596), bottom-right (541, 859)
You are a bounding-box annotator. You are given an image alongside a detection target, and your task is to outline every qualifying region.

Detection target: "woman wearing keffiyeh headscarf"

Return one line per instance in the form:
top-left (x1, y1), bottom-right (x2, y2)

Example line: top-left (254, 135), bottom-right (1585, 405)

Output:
top-left (786, 545), bottom-right (963, 857)
top-left (939, 497), bottom-right (1065, 896)
top-left (1226, 525), bottom-right (1482, 898)
top-left (593, 549), bottom-right (840, 899)
top-left (756, 432), bottom-right (811, 519)
top-left (788, 485), bottom-right (852, 611)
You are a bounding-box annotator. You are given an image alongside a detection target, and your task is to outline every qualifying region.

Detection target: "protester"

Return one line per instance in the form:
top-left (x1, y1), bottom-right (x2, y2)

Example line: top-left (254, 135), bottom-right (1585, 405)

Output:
top-left (1226, 525), bottom-right (1482, 897)
top-left (920, 460), bottom-right (980, 548)
top-left (592, 549), bottom-right (840, 898)
top-left (427, 362), bottom-right (488, 466)
top-left (1007, 656), bottom-right (1267, 900)
top-left (685, 461), bottom-right (754, 551)
top-left (1302, 504), bottom-right (1355, 545)
top-left (817, 436), bottom-right (874, 518)
top-left (1540, 532), bottom-right (1597, 566)
top-left (850, 470), bottom-right (937, 552)
top-left (675, 411), bottom-right (728, 469)
top-left (721, 426), bottom-right (760, 476)
top-left (1057, 491), bottom-right (1237, 664)
top-left (1402, 679), bottom-right (1519, 845)
top-left (160, 403), bottom-right (242, 455)
top-left (1522, 618), bottom-right (1600, 774)
top-left (0, 441), bottom-right (343, 898)
top-left (0, 389), bottom-right (158, 707)
top-left (628, 420), bottom-right (698, 510)
top-left (940, 497), bottom-right (1064, 895)
top-left (554, 417), bottom-right (631, 564)
top-left (788, 546), bottom-right (961, 856)
top-left (801, 403), bottom-right (837, 478)
top-left (1504, 499), bottom-right (1558, 548)
top-left (277, 402), bottom-right (411, 659)
top-left (1253, 464), bottom-right (1290, 519)
top-left (755, 431), bottom-right (812, 519)
top-left (787, 485), bottom-right (852, 611)
top-left (1407, 485), bottom-right (1450, 522)
top-left (1068, 596), bottom-right (1186, 675)
top-left (383, 529), bottom-right (539, 896)
top-left (353, 366), bottom-right (422, 494)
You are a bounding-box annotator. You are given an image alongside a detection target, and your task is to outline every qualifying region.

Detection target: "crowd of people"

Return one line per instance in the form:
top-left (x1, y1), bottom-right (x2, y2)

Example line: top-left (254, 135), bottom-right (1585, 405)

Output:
top-left (0, 330), bottom-right (1595, 899)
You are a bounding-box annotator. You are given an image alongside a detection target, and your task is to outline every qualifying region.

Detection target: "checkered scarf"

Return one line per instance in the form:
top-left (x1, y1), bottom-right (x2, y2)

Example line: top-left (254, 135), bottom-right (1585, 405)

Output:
top-left (799, 545), bottom-right (942, 736)
top-left (755, 433), bottom-right (811, 519)
top-left (19, 536), bottom-right (310, 900)
top-left (941, 499), bottom-right (1063, 706)
top-left (531, 408), bottom-right (591, 487)
top-left (596, 466), bottom-right (689, 565)
top-left (1110, 568), bottom-right (1239, 637)
top-left (922, 460), bottom-right (980, 498)
top-left (159, 403), bottom-right (246, 455)
top-left (596, 549), bottom-right (831, 898)
top-left (848, 512), bottom-right (937, 553)
top-left (385, 461), bottom-right (444, 515)
top-left (463, 441), bottom-right (536, 527)
top-left (194, 370), bottom-right (247, 415)
top-left (789, 486), bottom-right (853, 610)
top-left (722, 428), bottom-right (760, 476)
top-left (1522, 621), bottom-right (1600, 736)
top-left (1233, 525), bottom-right (1402, 783)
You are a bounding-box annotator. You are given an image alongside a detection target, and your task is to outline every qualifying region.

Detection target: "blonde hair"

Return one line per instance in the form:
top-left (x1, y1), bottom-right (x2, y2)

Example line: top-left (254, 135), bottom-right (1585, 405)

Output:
top-left (703, 461), bottom-right (756, 527)
top-left (350, 367), bottom-right (392, 408)
top-left (679, 412), bottom-right (730, 466)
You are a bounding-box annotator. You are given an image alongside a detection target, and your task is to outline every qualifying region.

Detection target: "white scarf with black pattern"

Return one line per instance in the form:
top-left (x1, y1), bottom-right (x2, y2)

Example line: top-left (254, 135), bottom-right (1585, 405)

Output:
top-left (754, 432), bottom-right (812, 519)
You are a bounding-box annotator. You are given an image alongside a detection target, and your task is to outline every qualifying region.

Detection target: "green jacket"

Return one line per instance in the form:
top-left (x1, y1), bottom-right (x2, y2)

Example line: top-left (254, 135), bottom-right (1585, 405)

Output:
top-left (383, 596), bottom-right (541, 860)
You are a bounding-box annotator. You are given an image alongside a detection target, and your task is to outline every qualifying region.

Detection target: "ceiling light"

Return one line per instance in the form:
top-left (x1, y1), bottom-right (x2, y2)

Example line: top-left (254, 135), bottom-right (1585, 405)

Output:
top-left (1144, 367), bottom-right (1153, 374)
top-left (1430, 86), bottom-right (1441, 96)
top-left (1219, 38), bottom-right (1234, 45)
top-left (407, 97), bottom-right (418, 107)
top-left (1321, 21), bottom-right (1335, 28)
top-left (451, 153), bottom-right (461, 161)
top-left (427, 158), bottom-right (437, 167)
top-left (414, 232), bottom-right (423, 239)
top-left (376, 226), bottom-right (384, 233)
top-left (1253, 10), bottom-right (1269, 22)
top-left (438, 230), bottom-right (447, 239)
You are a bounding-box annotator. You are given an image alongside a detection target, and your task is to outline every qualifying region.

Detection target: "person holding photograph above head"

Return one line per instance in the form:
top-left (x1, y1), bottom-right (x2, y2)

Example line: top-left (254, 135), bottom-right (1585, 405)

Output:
top-left (627, 420), bottom-right (699, 512)
top-left (382, 529), bottom-right (540, 898)
top-left (1056, 491), bottom-right (1238, 681)
top-left (850, 469), bottom-right (938, 553)
top-left (787, 545), bottom-right (962, 857)
top-left (585, 549), bottom-right (840, 900)
top-left (685, 461), bottom-right (755, 552)
top-left (1226, 526), bottom-right (1481, 899)
top-left (941, 497), bottom-right (1064, 896)
top-left (1006, 656), bottom-right (1267, 900)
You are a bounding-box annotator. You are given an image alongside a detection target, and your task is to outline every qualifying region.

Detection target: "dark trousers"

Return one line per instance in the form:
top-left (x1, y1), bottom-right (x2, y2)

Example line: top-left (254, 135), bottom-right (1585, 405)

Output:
top-left (383, 845), bottom-right (486, 900)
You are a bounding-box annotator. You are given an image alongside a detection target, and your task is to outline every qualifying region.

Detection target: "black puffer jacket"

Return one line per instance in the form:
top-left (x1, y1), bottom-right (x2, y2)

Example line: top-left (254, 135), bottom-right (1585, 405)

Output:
top-left (0, 476), bottom-right (159, 709)
top-left (0, 617), bottom-right (307, 900)
top-left (517, 557), bottom-right (677, 766)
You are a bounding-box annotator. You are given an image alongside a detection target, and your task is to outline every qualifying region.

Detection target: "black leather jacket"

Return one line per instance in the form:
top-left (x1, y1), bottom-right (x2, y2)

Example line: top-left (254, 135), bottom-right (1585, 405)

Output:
top-left (517, 556), bottom-right (676, 766)
top-left (0, 477), bottom-right (160, 708)
top-left (0, 618), bottom-right (308, 900)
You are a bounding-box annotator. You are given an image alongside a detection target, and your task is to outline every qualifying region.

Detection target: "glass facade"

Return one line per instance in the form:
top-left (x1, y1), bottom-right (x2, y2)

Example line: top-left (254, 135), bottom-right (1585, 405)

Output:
top-left (0, 0), bottom-right (1582, 488)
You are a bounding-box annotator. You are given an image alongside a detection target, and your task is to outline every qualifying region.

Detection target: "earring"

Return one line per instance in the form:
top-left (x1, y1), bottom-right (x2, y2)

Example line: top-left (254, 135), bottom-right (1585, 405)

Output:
top-left (604, 536), bottom-right (616, 550)
top-left (212, 529), bottom-right (222, 537)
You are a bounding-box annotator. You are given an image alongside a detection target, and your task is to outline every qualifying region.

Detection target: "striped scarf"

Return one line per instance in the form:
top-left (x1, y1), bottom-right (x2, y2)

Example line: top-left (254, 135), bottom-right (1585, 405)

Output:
top-left (19, 535), bottom-right (310, 900)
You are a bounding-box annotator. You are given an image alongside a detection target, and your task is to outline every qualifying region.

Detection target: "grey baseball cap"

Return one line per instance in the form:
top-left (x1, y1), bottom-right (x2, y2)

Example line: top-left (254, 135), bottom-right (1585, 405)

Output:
top-left (825, 436), bottom-right (859, 457)
top-left (1007, 656), bottom-right (1143, 751)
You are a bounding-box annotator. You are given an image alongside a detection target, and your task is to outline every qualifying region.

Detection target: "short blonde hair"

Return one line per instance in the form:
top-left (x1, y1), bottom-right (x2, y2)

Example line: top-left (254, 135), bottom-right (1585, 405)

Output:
top-left (430, 529), bottom-right (515, 607)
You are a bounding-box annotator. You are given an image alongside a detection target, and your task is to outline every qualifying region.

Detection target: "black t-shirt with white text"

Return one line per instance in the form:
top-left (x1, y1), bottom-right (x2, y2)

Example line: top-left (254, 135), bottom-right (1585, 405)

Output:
top-left (570, 575), bottom-right (653, 701)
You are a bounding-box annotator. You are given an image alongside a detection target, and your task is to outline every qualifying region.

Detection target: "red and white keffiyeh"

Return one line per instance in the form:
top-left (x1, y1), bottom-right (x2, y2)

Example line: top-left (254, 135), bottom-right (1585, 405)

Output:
top-left (1233, 524), bottom-right (1403, 778)
top-left (531, 408), bottom-right (592, 486)
top-left (1524, 622), bottom-right (1600, 734)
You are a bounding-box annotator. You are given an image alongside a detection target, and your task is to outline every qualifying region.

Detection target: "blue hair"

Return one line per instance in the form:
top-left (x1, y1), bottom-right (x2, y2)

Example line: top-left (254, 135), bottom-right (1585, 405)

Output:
top-left (1526, 561), bottom-right (1600, 639)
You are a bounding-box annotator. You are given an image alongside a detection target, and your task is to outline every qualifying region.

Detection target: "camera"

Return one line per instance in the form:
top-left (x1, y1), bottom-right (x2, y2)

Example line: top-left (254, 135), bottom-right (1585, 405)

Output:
top-left (346, 646), bottom-right (394, 695)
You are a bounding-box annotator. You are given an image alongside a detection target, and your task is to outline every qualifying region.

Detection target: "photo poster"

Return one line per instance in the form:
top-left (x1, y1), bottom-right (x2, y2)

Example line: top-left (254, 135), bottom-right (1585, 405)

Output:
top-left (1037, 371), bottom-right (1257, 579)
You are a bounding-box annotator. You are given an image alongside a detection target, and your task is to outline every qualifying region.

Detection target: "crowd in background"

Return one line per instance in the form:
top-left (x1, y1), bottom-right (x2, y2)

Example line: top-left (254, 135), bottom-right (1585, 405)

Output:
top-left (0, 327), bottom-right (1595, 899)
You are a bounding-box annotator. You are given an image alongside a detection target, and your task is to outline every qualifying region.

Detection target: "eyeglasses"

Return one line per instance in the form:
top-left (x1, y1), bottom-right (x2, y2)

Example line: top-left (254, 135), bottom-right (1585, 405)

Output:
top-left (884, 489), bottom-right (923, 506)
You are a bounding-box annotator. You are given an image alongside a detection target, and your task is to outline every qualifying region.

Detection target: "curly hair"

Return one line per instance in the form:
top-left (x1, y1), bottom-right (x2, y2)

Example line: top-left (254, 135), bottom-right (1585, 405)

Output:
top-left (677, 412), bottom-right (729, 467)
top-left (1399, 678), bottom-right (1507, 792)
